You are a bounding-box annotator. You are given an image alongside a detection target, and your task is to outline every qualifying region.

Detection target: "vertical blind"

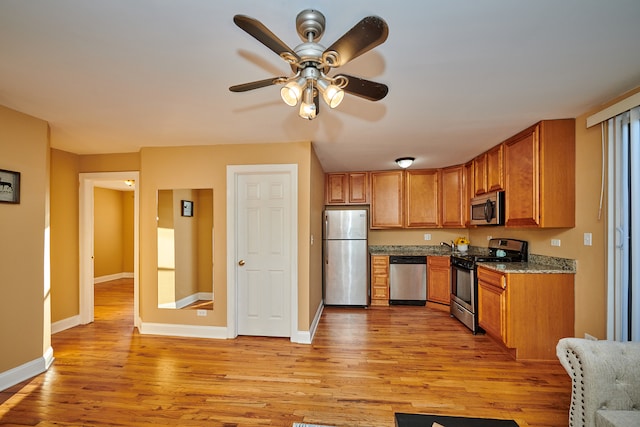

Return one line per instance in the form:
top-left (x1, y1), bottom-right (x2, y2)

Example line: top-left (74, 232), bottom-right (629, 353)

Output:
top-left (607, 106), bottom-right (640, 341)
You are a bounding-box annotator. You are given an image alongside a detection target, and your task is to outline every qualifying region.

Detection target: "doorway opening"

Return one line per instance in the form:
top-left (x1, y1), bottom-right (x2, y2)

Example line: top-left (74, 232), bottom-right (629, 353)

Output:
top-left (79, 172), bottom-right (140, 329)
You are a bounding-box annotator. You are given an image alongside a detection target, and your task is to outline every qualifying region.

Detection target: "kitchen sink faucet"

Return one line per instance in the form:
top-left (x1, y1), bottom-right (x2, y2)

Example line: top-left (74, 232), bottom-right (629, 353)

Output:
top-left (440, 241), bottom-right (454, 251)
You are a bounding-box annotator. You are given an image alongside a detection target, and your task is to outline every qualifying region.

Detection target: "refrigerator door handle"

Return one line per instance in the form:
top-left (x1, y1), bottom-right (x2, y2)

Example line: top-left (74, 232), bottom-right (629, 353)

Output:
top-left (324, 214), bottom-right (329, 240)
top-left (324, 241), bottom-right (329, 264)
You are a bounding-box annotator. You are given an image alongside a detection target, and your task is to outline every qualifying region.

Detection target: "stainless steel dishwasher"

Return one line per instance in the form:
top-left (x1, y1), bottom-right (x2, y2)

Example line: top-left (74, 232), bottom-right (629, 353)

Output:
top-left (389, 256), bottom-right (427, 305)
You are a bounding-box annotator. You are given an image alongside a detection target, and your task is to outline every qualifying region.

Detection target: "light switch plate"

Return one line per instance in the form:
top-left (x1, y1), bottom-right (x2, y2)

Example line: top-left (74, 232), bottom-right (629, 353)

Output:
top-left (551, 239), bottom-right (561, 247)
top-left (584, 232), bottom-right (592, 246)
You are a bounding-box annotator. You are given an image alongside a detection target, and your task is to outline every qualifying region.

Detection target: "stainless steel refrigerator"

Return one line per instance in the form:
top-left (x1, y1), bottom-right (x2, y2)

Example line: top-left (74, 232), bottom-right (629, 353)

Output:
top-left (323, 209), bottom-right (369, 306)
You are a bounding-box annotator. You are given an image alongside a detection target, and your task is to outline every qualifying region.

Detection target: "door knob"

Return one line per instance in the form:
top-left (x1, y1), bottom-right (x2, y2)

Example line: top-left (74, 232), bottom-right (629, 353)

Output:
top-left (238, 260), bottom-right (245, 266)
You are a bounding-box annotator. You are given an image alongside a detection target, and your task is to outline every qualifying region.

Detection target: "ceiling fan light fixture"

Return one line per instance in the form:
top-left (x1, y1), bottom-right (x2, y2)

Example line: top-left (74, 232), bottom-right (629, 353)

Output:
top-left (395, 157), bottom-right (415, 169)
top-left (280, 78), bottom-right (306, 106)
top-left (317, 79), bottom-right (344, 109)
top-left (299, 86), bottom-right (317, 120)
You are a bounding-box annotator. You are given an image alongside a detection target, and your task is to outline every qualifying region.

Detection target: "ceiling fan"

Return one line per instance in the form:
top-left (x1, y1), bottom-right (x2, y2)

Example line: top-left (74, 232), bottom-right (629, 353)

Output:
top-left (229, 9), bottom-right (389, 120)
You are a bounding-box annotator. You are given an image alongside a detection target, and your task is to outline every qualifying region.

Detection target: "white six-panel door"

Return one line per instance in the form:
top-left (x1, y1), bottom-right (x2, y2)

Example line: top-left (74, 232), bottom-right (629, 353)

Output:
top-left (228, 165), bottom-right (297, 338)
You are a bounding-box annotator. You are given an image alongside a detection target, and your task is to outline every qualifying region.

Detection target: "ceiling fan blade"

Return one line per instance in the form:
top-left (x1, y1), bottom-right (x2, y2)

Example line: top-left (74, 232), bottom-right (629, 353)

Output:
top-left (322, 16), bottom-right (388, 67)
top-left (233, 15), bottom-right (300, 63)
top-left (229, 77), bottom-right (286, 92)
top-left (337, 74), bottom-right (388, 101)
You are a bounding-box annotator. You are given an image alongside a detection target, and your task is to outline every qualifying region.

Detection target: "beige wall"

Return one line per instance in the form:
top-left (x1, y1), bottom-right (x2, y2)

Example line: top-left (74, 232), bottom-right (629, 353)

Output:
top-left (0, 105), bottom-right (50, 373)
top-left (94, 188), bottom-right (125, 278)
top-left (49, 151), bottom-right (138, 322)
top-left (139, 142), bottom-right (317, 330)
top-left (307, 145), bottom-right (325, 326)
top-left (79, 153), bottom-right (140, 172)
top-left (50, 149), bottom-right (80, 322)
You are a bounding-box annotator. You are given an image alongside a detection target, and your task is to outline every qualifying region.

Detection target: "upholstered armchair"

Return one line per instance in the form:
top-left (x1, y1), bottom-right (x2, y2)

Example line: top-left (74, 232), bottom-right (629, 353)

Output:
top-left (556, 337), bottom-right (640, 427)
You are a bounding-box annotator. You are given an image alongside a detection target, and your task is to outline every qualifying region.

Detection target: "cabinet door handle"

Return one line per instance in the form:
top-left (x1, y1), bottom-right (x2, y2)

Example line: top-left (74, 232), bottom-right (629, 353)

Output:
top-left (238, 260), bottom-right (245, 266)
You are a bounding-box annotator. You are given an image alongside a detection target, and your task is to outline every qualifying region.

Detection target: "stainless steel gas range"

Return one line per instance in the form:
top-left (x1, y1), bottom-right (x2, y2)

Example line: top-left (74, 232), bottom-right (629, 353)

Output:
top-left (450, 238), bottom-right (528, 334)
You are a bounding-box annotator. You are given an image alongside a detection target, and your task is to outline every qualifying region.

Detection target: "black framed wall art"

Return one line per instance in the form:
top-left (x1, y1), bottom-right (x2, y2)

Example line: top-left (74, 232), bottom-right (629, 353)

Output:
top-left (181, 200), bottom-right (193, 217)
top-left (0, 169), bottom-right (20, 204)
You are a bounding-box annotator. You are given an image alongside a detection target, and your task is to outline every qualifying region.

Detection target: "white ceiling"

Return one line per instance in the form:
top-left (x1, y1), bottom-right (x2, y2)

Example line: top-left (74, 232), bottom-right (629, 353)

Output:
top-left (1, 0), bottom-right (639, 172)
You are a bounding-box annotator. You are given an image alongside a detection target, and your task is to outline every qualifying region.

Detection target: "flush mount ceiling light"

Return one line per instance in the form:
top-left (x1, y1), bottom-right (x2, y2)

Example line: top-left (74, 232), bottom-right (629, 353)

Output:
top-left (229, 9), bottom-right (389, 120)
top-left (395, 157), bottom-right (415, 169)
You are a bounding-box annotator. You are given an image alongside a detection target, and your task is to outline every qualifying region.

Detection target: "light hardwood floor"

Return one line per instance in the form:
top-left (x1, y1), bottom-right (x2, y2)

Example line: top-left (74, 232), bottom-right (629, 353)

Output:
top-left (0, 279), bottom-right (571, 426)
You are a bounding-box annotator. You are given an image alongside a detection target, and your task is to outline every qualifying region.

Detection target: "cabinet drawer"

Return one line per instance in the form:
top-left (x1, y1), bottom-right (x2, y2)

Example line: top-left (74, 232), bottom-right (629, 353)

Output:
top-left (372, 286), bottom-right (388, 299)
top-left (477, 267), bottom-right (505, 289)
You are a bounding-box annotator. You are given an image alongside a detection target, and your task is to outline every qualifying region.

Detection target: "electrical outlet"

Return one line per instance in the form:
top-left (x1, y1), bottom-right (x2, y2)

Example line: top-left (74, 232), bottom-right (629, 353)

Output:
top-left (584, 232), bottom-right (592, 246)
top-left (487, 235), bottom-right (492, 241)
top-left (551, 239), bottom-right (561, 247)
top-left (197, 309), bottom-right (207, 317)
top-left (310, 234), bottom-right (314, 245)
top-left (423, 233), bottom-right (431, 241)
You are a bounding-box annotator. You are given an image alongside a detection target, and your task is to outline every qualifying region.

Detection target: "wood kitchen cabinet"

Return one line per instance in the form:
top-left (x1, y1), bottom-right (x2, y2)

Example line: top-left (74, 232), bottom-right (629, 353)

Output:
top-left (405, 169), bottom-right (439, 228)
top-left (463, 160), bottom-right (474, 226)
top-left (370, 170), bottom-right (404, 228)
top-left (370, 168), bottom-right (463, 229)
top-left (477, 265), bottom-right (575, 360)
top-left (325, 172), bottom-right (368, 205)
top-left (440, 165), bottom-right (465, 228)
top-left (477, 267), bottom-right (507, 342)
top-left (473, 153), bottom-right (487, 195)
top-left (486, 143), bottom-right (504, 193)
top-left (370, 255), bottom-right (390, 306)
top-left (504, 119), bottom-right (575, 228)
top-left (427, 256), bottom-right (451, 306)
top-left (474, 144), bottom-right (503, 196)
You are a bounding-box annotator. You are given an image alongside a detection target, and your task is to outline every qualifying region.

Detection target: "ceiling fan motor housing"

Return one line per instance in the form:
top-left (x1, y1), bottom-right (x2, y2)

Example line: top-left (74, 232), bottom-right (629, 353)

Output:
top-left (296, 9), bottom-right (326, 42)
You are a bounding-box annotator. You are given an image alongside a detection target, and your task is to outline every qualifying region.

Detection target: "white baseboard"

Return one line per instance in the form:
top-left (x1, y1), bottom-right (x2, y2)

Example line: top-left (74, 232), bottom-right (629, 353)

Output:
top-left (158, 292), bottom-right (213, 309)
top-left (139, 316), bottom-right (319, 344)
top-left (292, 301), bottom-right (323, 344)
top-left (0, 346), bottom-right (54, 392)
top-left (138, 322), bottom-right (228, 339)
top-left (94, 272), bottom-right (134, 284)
top-left (52, 315), bottom-right (81, 334)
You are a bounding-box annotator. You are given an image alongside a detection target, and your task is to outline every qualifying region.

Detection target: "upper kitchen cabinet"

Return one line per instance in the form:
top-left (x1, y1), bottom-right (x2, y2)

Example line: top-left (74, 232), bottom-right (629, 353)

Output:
top-left (474, 144), bottom-right (504, 196)
top-left (440, 165), bottom-right (465, 228)
top-left (486, 143), bottom-right (504, 193)
top-left (325, 172), bottom-right (369, 205)
top-left (405, 169), bottom-right (439, 228)
top-left (370, 170), bottom-right (404, 228)
top-left (504, 119), bottom-right (575, 228)
top-left (473, 152), bottom-right (487, 195)
top-left (463, 161), bottom-right (474, 226)
top-left (370, 168), bottom-right (464, 229)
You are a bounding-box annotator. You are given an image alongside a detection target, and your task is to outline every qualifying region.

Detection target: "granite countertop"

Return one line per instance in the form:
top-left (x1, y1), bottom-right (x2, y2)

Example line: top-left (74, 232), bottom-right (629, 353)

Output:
top-left (477, 261), bottom-right (576, 274)
top-left (369, 245), bottom-right (577, 274)
top-left (368, 245), bottom-right (467, 256)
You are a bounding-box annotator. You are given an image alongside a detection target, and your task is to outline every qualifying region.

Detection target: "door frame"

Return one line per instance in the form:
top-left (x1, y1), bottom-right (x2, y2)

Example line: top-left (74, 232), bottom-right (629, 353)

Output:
top-left (226, 164), bottom-right (298, 341)
top-left (79, 171), bottom-right (140, 328)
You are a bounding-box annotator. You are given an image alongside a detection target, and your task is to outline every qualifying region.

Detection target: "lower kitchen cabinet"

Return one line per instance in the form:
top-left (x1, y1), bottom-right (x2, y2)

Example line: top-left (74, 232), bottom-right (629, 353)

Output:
top-left (477, 266), bottom-right (575, 361)
top-left (427, 256), bottom-right (450, 306)
top-left (371, 255), bottom-right (390, 306)
top-left (477, 268), bottom-right (507, 342)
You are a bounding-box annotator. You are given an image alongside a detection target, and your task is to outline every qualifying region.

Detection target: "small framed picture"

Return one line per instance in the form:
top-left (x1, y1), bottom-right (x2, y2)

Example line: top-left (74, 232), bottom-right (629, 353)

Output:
top-left (181, 200), bottom-right (193, 217)
top-left (0, 169), bottom-right (20, 204)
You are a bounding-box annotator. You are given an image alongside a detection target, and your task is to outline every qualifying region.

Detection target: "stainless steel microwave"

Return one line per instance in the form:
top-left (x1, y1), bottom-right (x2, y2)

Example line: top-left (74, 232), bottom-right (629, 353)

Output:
top-left (470, 190), bottom-right (504, 225)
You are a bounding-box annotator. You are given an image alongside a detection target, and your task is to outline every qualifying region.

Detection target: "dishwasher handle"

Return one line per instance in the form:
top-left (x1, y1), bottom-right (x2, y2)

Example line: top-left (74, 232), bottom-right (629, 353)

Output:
top-left (389, 256), bottom-right (427, 264)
